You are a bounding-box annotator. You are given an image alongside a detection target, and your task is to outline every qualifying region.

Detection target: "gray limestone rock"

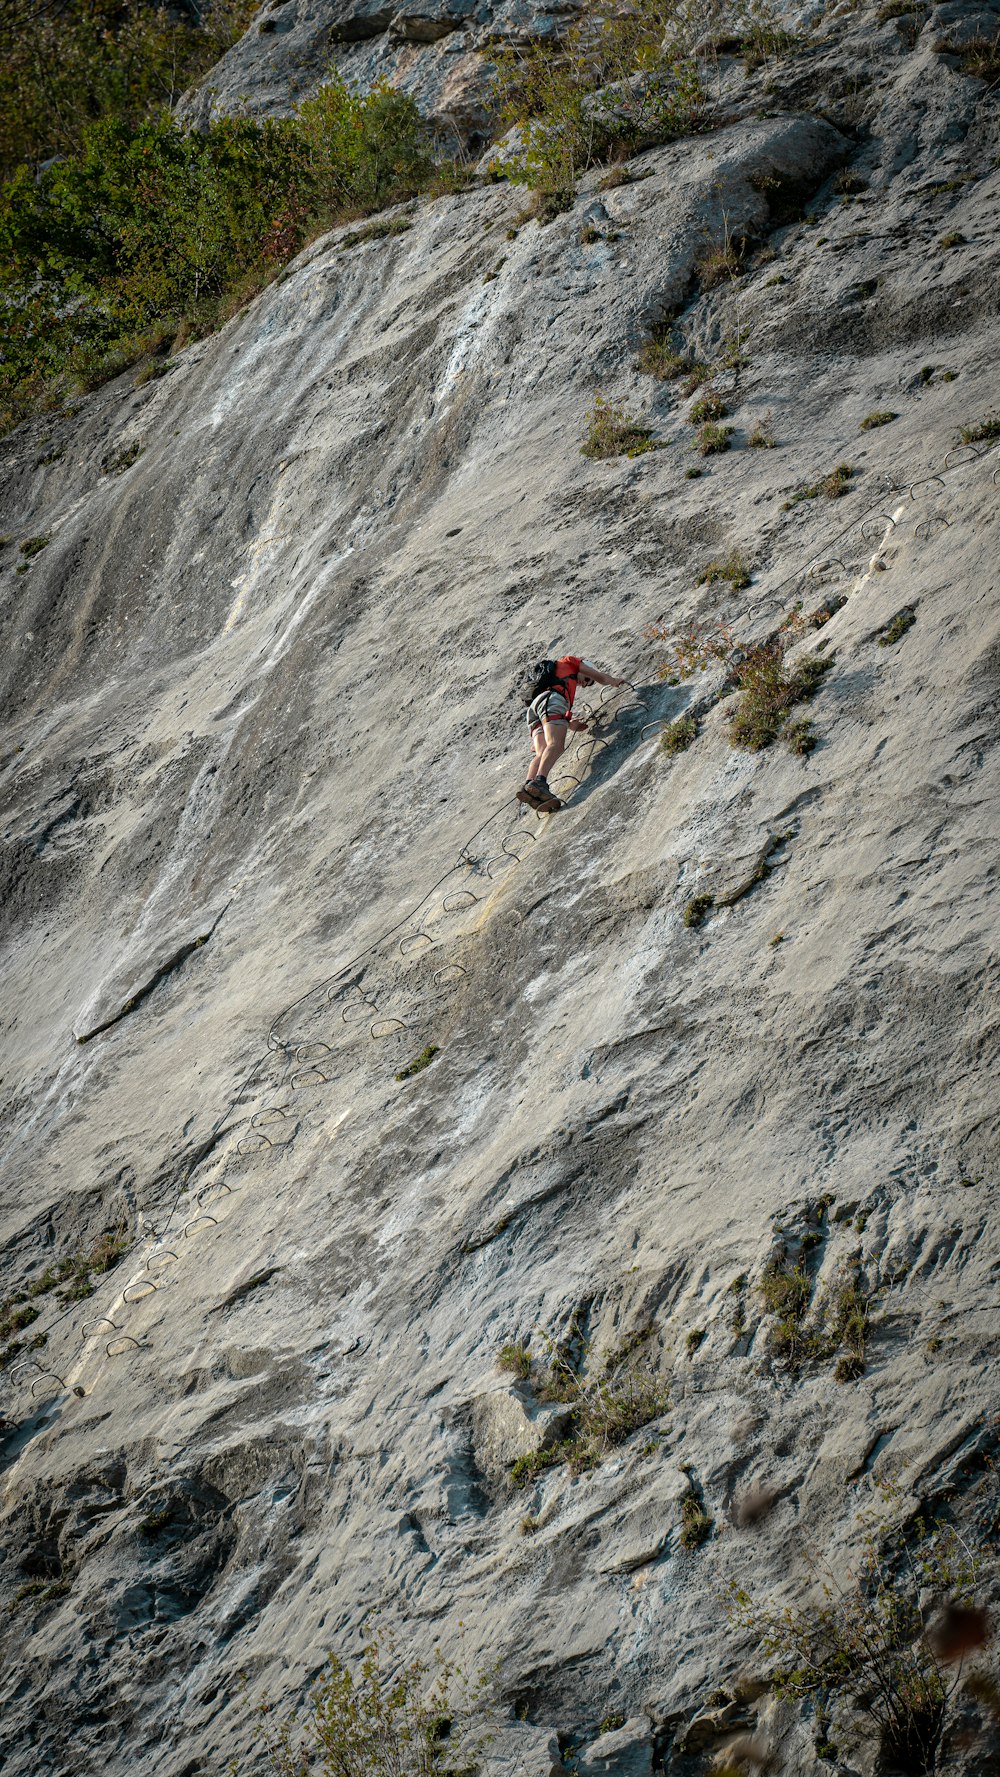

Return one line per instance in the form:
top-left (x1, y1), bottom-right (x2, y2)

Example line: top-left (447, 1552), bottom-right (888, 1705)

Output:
top-left (1, 4), bottom-right (1000, 1775)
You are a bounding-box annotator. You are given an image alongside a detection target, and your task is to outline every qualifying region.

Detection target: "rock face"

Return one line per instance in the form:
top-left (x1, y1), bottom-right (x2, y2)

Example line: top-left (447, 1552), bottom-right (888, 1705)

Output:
top-left (2, 6), bottom-right (1000, 1776)
top-left (179, 0), bottom-right (580, 142)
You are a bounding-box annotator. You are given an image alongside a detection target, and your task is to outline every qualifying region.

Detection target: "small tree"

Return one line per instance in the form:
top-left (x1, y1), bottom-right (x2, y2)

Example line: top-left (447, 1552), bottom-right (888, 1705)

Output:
top-left (726, 1513), bottom-right (987, 1774)
top-left (252, 1626), bottom-right (495, 1777)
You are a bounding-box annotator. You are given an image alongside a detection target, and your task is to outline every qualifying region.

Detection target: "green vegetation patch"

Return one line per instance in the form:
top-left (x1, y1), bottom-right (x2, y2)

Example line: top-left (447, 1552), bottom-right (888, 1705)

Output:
top-left (0, 78), bottom-right (440, 435)
top-left (784, 462), bottom-right (853, 507)
top-left (19, 535), bottom-right (50, 557)
top-left (688, 390), bottom-right (729, 425)
top-left (877, 606), bottom-right (916, 646)
top-left (860, 409), bottom-right (898, 430)
top-left (696, 421), bottom-right (733, 456)
top-left (660, 714), bottom-right (698, 756)
top-left (728, 645), bottom-right (833, 753)
top-left (491, 3), bottom-right (704, 203)
top-left (679, 1492), bottom-right (713, 1550)
top-left (960, 413), bottom-right (1000, 444)
top-left (395, 1045), bottom-right (439, 1082)
top-left (582, 394), bottom-right (656, 459)
top-left (0, 0), bottom-right (256, 186)
top-left (505, 1320), bottom-right (667, 1484)
top-left (698, 548), bottom-right (750, 590)
top-left (683, 893), bottom-right (714, 929)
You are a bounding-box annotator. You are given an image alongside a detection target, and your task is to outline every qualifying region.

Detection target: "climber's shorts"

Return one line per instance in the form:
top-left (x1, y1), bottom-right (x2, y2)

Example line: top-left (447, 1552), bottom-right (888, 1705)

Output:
top-left (526, 689), bottom-right (570, 732)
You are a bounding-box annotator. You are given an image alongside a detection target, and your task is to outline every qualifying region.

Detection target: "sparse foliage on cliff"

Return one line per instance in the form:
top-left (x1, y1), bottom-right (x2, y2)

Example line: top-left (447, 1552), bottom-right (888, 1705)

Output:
top-left (507, 1320), bottom-right (668, 1484)
top-left (726, 1511), bottom-right (991, 1775)
top-left (250, 1625), bottom-right (495, 1776)
top-left (490, 0), bottom-right (704, 200)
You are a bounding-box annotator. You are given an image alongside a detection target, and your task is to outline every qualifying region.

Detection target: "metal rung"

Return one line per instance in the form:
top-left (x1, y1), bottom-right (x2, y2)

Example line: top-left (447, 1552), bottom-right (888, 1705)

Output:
top-left (182, 1214), bottom-right (218, 1239)
top-left (123, 1279), bottom-right (160, 1303)
top-left (371, 1018), bottom-right (407, 1039)
top-left (399, 932), bottom-right (433, 957)
top-left (433, 964), bottom-right (468, 987)
top-left (107, 1335), bottom-right (143, 1357)
top-left (146, 1248), bottom-right (179, 1272)
top-left (289, 1067), bottom-right (329, 1088)
top-left (443, 889), bottom-right (480, 912)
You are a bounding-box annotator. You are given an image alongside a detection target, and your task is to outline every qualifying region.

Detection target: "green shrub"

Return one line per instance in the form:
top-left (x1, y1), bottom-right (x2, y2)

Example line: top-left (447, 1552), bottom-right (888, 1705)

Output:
top-left (728, 644), bottom-right (833, 752)
top-left (960, 413), bottom-right (1000, 444)
top-left (0, 80), bottom-right (437, 435)
top-left (784, 463), bottom-right (853, 507)
top-left (695, 240), bottom-right (744, 289)
top-left (0, 0), bottom-right (256, 184)
top-left (582, 394), bottom-right (656, 458)
top-left (860, 409), bottom-right (898, 430)
top-left (660, 714), bottom-right (698, 756)
top-left (490, 0), bottom-right (704, 200)
top-left (19, 535), bottom-right (50, 557)
top-left (877, 606), bottom-right (916, 646)
top-left (395, 1045), bottom-right (439, 1081)
top-left (679, 1492), bottom-right (713, 1549)
top-left (509, 1322), bottom-right (667, 1484)
top-left (726, 1514), bottom-right (982, 1775)
top-left (683, 893), bottom-right (713, 929)
top-left (251, 1625), bottom-right (496, 1777)
top-left (688, 390), bottom-right (728, 424)
top-left (747, 416), bottom-right (776, 448)
top-left (497, 1341), bottom-right (532, 1379)
top-left (698, 547), bottom-right (750, 590)
top-left (636, 324), bottom-right (690, 380)
top-left (696, 421), bottom-right (733, 456)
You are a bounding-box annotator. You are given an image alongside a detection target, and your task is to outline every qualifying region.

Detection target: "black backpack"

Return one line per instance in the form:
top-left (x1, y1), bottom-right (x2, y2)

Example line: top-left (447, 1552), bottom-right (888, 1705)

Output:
top-left (522, 658), bottom-right (560, 706)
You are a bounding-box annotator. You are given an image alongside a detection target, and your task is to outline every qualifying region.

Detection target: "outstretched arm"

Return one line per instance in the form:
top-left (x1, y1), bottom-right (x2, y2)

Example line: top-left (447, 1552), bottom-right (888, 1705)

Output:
top-left (582, 663), bottom-right (628, 688)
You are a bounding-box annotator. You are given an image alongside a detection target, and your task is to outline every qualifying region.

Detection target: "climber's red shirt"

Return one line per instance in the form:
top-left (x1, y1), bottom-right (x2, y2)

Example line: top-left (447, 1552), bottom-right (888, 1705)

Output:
top-left (553, 656), bottom-right (591, 710)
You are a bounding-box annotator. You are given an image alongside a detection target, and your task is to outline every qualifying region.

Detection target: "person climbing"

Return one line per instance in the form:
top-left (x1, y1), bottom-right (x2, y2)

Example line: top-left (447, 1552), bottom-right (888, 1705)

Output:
top-left (517, 654), bottom-right (628, 811)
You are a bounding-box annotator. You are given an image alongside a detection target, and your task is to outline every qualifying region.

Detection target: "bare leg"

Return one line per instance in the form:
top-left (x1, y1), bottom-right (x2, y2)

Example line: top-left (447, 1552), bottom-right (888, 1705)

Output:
top-left (525, 728), bottom-right (546, 782)
top-left (535, 719), bottom-right (570, 780)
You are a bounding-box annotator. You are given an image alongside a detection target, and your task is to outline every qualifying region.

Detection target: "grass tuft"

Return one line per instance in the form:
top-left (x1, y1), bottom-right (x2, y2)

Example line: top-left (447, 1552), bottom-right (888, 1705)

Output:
top-left (698, 548), bottom-right (750, 591)
top-left (877, 607), bottom-right (916, 646)
top-left (582, 394), bottom-right (656, 459)
top-left (696, 422), bottom-right (733, 457)
top-left (660, 714), bottom-right (698, 756)
top-left (860, 410), bottom-right (898, 430)
top-left (395, 1045), bottom-right (439, 1082)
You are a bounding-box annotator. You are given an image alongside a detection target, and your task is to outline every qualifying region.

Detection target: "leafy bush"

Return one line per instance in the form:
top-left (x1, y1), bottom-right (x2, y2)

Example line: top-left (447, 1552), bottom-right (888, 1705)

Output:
top-left (491, 0), bottom-right (704, 200)
top-left (683, 893), bottom-right (713, 929)
top-left (726, 1512), bottom-right (987, 1775)
top-left (0, 79), bottom-right (436, 433)
top-left (688, 390), bottom-right (729, 424)
top-left (698, 548), bottom-right (750, 590)
top-left (0, 0), bottom-right (256, 184)
top-left (252, 1625), bottom-right (495, 1777)
top-left (696, 421), bottom-right (733, 456)
top-left (497, 1341), bottom-right (532, 1379)
top-left (635, 324), bottom-right (691, 380)
top-left (877, 606), bottom-right (916, 646)
top-left (728, 644), bottom-right (833, 752)
top-left (679, 1492), bottom-right (713, 1549)
top-left (395, 1045), bottom-right (440, 1081)
top-left (960, 413), bottom-right (1000, 444)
